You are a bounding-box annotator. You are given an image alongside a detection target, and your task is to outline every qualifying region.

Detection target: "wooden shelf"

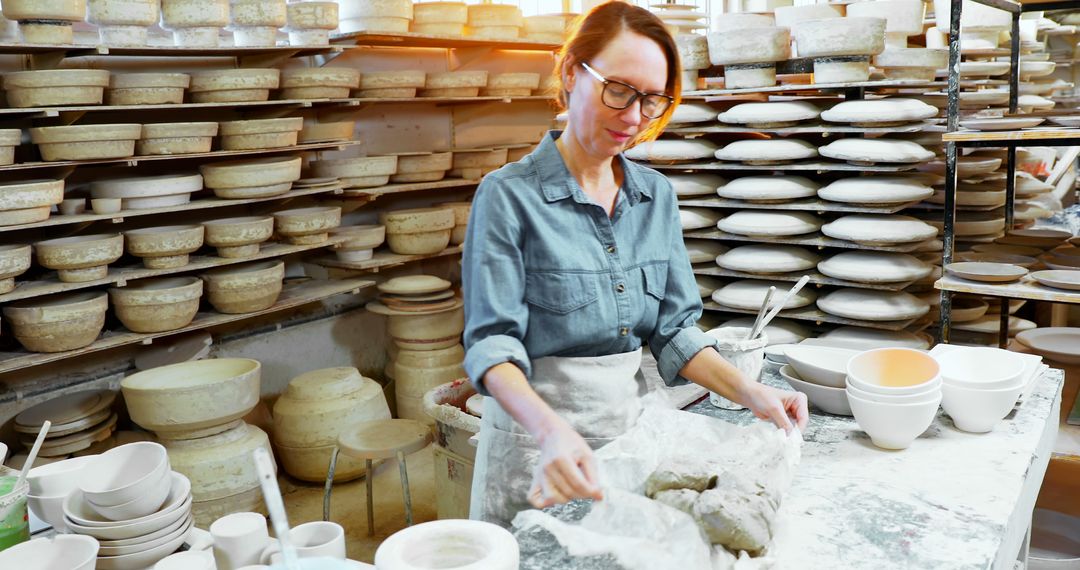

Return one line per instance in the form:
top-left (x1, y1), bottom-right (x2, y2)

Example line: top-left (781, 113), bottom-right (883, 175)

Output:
top-left (936, 274), bottom-right (1080, 304)
top-left (0, 237), bottom-right (354, 304)
top-left (666, 121), bottom-right (937, 136)
top-left (688, 79), bottom-right (943, 98)
top-left (942, 127), bottom-right (1080, 143)
top-left (0, 277), bottom-right (375, 375)
top-left (647, 160), bottom-right (920, 173)
top-left (0, 185), bottom-right (344, 234)
top-left (0, 42), bottom-right (343, 59)
top-left (314, 245), bottom-right (463, 271)
top-left (684, 228), bottom-right (939, 253)
top-left (349, 95), bottom-right (555, 105)
top-left (341, 178), bottom-right (479, 198)
top-left (702, 300), bottom-right (927, 331)
top-left (0, 140), bottom-right (360, 174)
top-left (694, 266), bottom-right (918, 292)
top-left (331, 30), bottom-right (559, 51)
top-left (677, 197), bottom-right (920, 215)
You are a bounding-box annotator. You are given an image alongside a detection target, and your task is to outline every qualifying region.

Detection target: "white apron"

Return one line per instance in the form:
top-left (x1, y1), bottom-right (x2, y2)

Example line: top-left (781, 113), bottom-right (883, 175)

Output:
top-left (469, 349), bottom-right (646, 527)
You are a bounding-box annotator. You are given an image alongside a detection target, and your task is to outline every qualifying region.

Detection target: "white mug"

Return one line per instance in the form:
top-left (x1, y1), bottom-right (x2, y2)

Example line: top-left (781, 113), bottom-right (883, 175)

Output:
top-left (260, 522), bottom-right (346, 564)
top-left (155, 551), bottom-right (216, 570)
top-left (211, 512), bottom-right (269, 570)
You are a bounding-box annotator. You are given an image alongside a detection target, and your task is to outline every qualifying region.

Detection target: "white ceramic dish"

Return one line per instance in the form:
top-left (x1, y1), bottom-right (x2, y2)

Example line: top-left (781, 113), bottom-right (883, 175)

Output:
top-left (941, 380), bottom-right (1023, 433)
top-left (816, 327), bottom-right (929, 350)
top-left (28, 493), bottom-right (69, 532)
top-left (847, 347), bottom-right (941, 395)
top-left (711, 279), bottom-right (818, 311)
top-left (717, 175), bottom-right (819, 202)
top-left (716, 244), bottom-right (820, 273)
top-left (779, 365), bottom-right (852, 416)
top-left (783, 345), bottom-right (857, 388)
top-left (934, 346), bottom-right (1025, 390)
top-left (821, 215), bottom-right (938, 245)
top-left (28, 454), bottom-right (95, 497)
top-left (0, 534), bottom-right (98, 570)
top-left (718, 211), bottom-right (822, 237)
top-left (818, 138), bottom-right (935, 164)
top-left (1015, 328), bottom-right (1080, 364)
top-left (817, 251), bottom-right (931, 283)
top-left (817, 289), bottom-right (929, 321)
top-left (845, 381), bottom-right (941, 405)
top-left (715, 139), bottom-right (818, 163)
top-left (945, 262), bottom-right (1028, 283)
top-left (63, 472), bottom-right (191, 536)
top-left (1030, 270), bottom-right (1080, 291)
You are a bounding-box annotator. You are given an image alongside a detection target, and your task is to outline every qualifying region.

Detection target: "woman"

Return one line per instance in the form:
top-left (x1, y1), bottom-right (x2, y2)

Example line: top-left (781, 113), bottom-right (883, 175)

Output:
top-left (462, 2), bottom-right (809, 528)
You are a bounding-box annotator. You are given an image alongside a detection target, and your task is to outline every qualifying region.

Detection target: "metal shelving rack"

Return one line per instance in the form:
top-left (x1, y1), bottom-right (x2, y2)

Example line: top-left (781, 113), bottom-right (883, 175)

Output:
top-left (937, 0), bottom-right (1080, 345)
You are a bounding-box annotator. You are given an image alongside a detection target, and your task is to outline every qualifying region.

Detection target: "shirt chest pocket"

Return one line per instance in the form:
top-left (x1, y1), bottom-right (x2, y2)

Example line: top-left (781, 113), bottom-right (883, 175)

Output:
top-left (638, 262), bottom-right (668, 323)
top-left (524, 271), bottom-right (600, 314)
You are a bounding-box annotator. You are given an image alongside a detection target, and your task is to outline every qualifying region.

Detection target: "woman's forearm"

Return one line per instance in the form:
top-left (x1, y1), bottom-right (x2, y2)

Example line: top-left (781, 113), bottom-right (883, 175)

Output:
top-left (678, 347), bottom-right (758, 405)
top-left (482, 362), bottom-right (566, 444)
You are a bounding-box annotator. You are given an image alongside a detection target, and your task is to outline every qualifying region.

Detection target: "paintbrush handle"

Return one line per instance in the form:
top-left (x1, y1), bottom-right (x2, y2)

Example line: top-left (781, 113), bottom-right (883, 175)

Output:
top-left (755, 276), bottom-right (811, 340)
top-left (748, 286), bottom-right (776, 340)
top-left (254, 448), bottom-right (301, 570)
top-left (17, 421), bottom-right (50, 489)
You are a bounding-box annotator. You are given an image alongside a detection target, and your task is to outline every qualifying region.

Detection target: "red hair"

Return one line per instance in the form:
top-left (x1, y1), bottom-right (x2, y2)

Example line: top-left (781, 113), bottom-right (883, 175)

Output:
top-left (553, 1), bottom-right (682, 146)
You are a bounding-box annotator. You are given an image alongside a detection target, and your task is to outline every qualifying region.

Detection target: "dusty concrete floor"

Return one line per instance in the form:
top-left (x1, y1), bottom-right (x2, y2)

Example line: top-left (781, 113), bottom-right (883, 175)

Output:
top-left (280, 444), bottom-right (440, 564)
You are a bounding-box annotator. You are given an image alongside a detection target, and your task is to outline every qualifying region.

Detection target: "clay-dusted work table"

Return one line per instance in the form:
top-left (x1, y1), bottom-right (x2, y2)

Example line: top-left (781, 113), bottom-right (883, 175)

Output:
top-left (516, 365), bottom-right (1064, 569)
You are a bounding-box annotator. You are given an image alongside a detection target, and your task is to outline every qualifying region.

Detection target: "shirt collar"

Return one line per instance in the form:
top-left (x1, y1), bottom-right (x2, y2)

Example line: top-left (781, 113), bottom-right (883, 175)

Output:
top-left (534, 130), bottom-right (653, 206)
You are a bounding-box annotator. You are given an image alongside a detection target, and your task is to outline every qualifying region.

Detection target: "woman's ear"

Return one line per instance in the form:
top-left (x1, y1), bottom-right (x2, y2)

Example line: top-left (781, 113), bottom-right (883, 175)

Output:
top-left (562, 60), bottom-right (576, 93)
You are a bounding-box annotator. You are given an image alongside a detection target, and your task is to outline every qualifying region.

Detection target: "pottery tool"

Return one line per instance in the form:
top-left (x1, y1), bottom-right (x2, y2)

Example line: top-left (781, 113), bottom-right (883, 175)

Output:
top-left (747, 286), bottom-right (776, 340)
top-left (754, 276), bottom-right (811, 340)
top-left (16, 420), bottom-right (50, 491)
top-left (254, 447), bottom-right (301, 570)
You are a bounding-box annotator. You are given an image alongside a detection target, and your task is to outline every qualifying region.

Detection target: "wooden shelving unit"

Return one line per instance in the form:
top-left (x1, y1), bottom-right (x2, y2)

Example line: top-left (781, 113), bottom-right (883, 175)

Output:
top-left (684, 228), bottom-right (941, 253)
top-left (330, 30), bottom-right (559, 51)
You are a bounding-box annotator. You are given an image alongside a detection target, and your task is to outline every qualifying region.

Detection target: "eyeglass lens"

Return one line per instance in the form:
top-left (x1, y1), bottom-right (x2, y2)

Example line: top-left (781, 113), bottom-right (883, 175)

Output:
top-left (601, 81), bottom-right (671, 118)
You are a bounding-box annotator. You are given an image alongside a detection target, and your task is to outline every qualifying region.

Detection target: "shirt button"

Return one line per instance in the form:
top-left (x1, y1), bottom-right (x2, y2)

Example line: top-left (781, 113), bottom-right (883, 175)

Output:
top-left (619, 327), bottom-right (629, 336)
top-left (607, 245), bottom-right (616, 254)
top-left (616, 283), bottom-right (626, 293)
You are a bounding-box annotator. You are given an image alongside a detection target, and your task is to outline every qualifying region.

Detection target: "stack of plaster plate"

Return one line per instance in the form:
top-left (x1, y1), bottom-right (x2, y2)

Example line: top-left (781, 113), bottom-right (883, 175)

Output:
top-left (15, 390), bottom-right (119, 458)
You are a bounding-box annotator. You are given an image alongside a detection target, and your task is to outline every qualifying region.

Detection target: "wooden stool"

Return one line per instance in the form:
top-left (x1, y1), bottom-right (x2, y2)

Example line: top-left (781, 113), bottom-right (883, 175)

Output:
top-left (322, 419), bottom-right (432, 535)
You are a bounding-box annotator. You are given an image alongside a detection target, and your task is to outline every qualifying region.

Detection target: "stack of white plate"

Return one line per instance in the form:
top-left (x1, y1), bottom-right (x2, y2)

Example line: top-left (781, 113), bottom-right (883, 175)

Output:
top-left (63, 443), bottom-right (194, 570)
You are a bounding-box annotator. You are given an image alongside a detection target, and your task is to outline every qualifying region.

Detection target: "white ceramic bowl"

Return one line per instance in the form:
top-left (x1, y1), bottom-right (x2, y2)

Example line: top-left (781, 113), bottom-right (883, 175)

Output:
top-left (88, 467), bottom-right (172, 521)
top-left (98, 512), bottom-right (191, 548)
top-left (847, 389), bottom-right (942, 450)
top-left (783, 345), bottom-right (857, 388)
top-left (0, 534), bottom-right (98, 570)
top-left (96, 518), bottom-right (193, 570)
top-left (847, 347), bottom-right (941, 395)
top-left (846, 382), bottom-right (941, 405)
top-left (934, 346), bottom-right (1025, 390)
top-left (27, 493), bottom-right (69, 532)
top-left (98, 516), bottom-right (192, 557)
top-left (779, 365), bottom-right (852, 416)
top-left (941, 380), bottom-right (1024, 433)
top-left (64, 472), bottom-right (191, 537)
top-left (80, 442), bottom-right (170, 507)
top-left (27, 455), bottom-right (95, 496)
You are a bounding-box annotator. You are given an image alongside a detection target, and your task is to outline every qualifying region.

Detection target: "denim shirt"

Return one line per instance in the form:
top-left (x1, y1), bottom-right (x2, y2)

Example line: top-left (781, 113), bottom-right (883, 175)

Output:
top-left (461, 131), bottom-right (719, 396)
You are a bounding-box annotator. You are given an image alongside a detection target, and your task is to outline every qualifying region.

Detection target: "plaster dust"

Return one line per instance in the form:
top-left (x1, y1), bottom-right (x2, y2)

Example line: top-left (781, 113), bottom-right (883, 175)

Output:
top-left (512, 406), bottom-right (802, 569)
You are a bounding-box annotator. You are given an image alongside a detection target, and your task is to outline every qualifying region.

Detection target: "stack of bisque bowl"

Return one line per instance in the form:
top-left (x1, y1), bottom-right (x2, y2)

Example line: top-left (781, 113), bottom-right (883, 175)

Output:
top-left (934, 346), bottom-right (1026, 433)
top-left (845, 348), bottom-right (943, 450)
top-left (366, 275), bottom-right (465, 423)
top-left (61, 442), bottom-right (196, 570)
top-left (120, 358), bottom-right (273, 527)
top-left (779, 345), bottom-right (859, 416)
top-left (271, 367), bottom-right (392, 482)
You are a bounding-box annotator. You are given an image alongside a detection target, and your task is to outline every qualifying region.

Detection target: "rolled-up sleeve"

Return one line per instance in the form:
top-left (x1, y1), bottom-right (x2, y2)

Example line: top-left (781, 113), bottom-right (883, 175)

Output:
top-left (647, 182), bottom-right (719, 387)
top-left (462, 177), bottom-right (532, 396)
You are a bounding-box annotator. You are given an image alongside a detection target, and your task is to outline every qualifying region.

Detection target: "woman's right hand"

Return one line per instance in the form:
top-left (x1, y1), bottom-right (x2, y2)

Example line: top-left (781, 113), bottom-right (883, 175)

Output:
top-left (528, 418), bottom-right (604, 508)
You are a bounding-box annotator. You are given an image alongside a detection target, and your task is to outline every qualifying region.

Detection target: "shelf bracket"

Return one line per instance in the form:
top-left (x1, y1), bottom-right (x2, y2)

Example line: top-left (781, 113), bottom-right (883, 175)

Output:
top-left (28, 51), bottom-right (67, 71)
top-left (57, 110), bottom-right (88, 126)
top-left (239, 50), bottom-right (301, 69)
top-left (450, 47), bottom-right (495, 71)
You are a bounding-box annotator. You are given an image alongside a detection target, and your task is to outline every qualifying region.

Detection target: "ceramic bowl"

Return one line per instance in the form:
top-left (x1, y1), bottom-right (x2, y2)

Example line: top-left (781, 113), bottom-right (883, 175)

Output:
top-left (28, 492), bottom-right (70, 532)
top-left (203, 216), bottom-right (275, 258)
top-left (80, 442), bottom-right (170, 508)
top-left (273, 207), bottom-right (342, 245)
top-left (0, 534), bottom-right (98, 570)
top-left (88, 466), bottom-right (172, 521)
top-left (935, 346), bottom-right (1025, 390)
top-left (783, 345), bottom-right (858, 388)
top-left (779, 365), bottom-right (852, 416)
top-left (846, 347), bottom-right (941, 395)
top-left (110, 277), bottom-right (203, 333)
top-left (63, 472), bottom-right (191, 537)
top-left (120, 358), bottom-right (261, 436)
top-left (846, 389), bottom-right (941, 449)
top-left (97, 516), bottom-right (192, 557)
top-left (95, 519), bottom-right (193, 570)
top-left (124, 225), bottom-right (205, 269)
top-left (202, 260), bottom-right (284, 314)
top-left (3, 291), bottom-right (108, 353)
top-left (28, 455), bottom-right (95, 496)
top-left (941, 380), bottom-right (1023, 433)
top-left (845, 381), bottom-right (941, 405)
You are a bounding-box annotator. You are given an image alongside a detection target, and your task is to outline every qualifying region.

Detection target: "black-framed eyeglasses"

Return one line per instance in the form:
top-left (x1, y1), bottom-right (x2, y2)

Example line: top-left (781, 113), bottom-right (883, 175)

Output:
top-left (580, 62), bottom-right (674, 119)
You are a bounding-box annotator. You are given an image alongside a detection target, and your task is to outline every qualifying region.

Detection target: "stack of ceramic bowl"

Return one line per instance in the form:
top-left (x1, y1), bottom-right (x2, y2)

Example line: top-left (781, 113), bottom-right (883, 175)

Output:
top-left (466, 3), bottom-right (523, 39)
top-left (26, 456), bottom-right (96, 532)
top-left (778, 345), bottom-right (858, 416)
top-left (330, 224), bottom-right (385, 263)
top-left (1, 0), bottom-right (84, 43)
top-left (708, 14), bottom-right (790, 89)
top-left (285, 1), bottom-right (339, 45)
top-left (14, 390), bottom-right (118, 461)
top-left (120, 358), bottom-right (270, 526)
top-left (160, 0), bottom-right (229, 47)
top-left (845, 348), bottom-right (942, 450)
top-left (411, 1), bottom-right (467, 36)
top-left (272, 367), bottom-right (392, 482)
top-left (932, 346), bottom-right (1027, 433)
top-left (380, 206), bottom-right (455, 255)
top-left (366, 275), bottom-right (465, 423)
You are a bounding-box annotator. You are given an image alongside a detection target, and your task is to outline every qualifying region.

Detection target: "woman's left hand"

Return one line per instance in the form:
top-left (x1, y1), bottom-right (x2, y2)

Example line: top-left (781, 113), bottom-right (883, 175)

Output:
top-left (743, 383), bottom-right (809, 433)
